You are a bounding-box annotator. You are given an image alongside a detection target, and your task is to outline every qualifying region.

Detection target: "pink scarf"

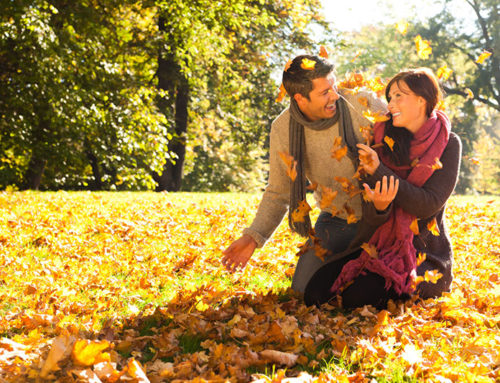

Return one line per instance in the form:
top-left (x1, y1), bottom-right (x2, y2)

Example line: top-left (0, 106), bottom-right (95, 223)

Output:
top-left (331, 110), bottom-right (451, 295)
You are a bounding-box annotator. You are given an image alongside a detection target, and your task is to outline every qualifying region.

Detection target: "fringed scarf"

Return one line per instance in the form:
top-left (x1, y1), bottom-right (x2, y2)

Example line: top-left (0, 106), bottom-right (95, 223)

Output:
top-left (330, 110), bottom-right (451, 295)
top-left (288, 97), bottom-right (356, 236)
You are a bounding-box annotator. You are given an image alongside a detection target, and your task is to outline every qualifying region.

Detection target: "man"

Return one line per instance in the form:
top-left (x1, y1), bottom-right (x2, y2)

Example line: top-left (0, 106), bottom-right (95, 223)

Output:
top-left (222, 54), bottom-right (387, 293)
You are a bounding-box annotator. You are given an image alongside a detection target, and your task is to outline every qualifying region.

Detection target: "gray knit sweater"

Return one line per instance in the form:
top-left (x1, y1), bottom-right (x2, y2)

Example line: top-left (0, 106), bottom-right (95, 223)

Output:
top-left (243, 90), bottom-right (388, 248)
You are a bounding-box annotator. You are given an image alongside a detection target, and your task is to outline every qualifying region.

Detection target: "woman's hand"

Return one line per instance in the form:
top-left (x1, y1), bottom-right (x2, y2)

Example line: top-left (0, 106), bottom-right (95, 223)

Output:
top-left (357, 143), bottom-right (380, 175)
top-left (363, 175), bottom-right (399, 212)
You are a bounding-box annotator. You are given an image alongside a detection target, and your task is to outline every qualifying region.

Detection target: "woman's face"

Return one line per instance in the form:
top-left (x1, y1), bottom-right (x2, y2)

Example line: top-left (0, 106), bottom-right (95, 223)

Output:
top-left (388, 80), bottom-right (427, 133)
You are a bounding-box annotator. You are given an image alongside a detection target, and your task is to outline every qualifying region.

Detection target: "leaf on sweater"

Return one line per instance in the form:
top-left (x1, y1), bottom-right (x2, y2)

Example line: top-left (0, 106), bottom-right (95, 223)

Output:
top-left (319, 45), bottom-right (329, 58)
top-left (291, 199), bottom-right (312, 223)
top-left (437, 65), bottom-right (453, 80)
top-left (361, 242), bottom-right (378, 259)
top-left (331, 137), bottom-right (348, 162)
top-left (427, 217), bottom-right (440, 236)
top-left (475, 51), bottom-right (492, 64)
top-left (357, 97), bottom-right (368, 107)
top-left (319, 186), bottom-right (338, 211)
top-left (416, 252), bottom-right (426, 266)
top-left (360, 126), bottom-right (373, 145)
top-left (306, 181), bottom-right (318, 191)
top-left (362, 110), bottom-right (390, 124)
top-left (278, 151), bottom-right (297, 181)
top-left (300, 58), bottom-right (316, 70)
top-left (414, 35), bottom-right (432, 59)
top-left (424, 269), bottom-right (443, 284)
top-left (276, 83), bottom-right (287, 103)
top-left (410, 218), bottom-right (420, 235)
top-left (384, 136), bottom-right (395, 151)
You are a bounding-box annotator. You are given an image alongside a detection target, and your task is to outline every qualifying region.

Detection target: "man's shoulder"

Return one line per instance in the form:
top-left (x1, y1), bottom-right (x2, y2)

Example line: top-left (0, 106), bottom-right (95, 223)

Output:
top-left (271, 107), bottom-right (290, 133)
top-left (340, 89), bottom-right (386, 113)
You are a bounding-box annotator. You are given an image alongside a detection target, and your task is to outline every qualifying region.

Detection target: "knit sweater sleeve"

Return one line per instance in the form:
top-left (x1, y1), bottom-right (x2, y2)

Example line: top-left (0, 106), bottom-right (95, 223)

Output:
top-left (243, 114), bottom-right (290, 248)
top-left (367, 132), bottom-right (461, 218)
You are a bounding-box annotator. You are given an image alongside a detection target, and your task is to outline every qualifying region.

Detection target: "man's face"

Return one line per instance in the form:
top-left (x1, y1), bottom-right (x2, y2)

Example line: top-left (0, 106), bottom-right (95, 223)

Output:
top-left (296, 73), bottom-right (340, 122)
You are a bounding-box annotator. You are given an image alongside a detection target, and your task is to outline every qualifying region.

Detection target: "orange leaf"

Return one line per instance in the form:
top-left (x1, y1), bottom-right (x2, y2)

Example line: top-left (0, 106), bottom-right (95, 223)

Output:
top-left (430, 157), bottom-right (443, 170)
top-left (127, 358), bottom-right (149, 382)
top-left (416, 252), bottom-right (426, 266)
top-left (284, 59), bottom-right (293, 72)
top-left (351, 50), bottom-right (362, 62)
top-left (361, 242), bottom-right (378, 259)
top-left (319, 186), bottom-right (338, 211)
top-left (475, 51), bottom-right (492, 64)
top-left (414, 35), bottom-right (432, 59)
top-left (437, 65), bottom-right (453, 80)
top-left (410, 218), bottom-right (419, 235)
top-left (301, 58), bottom-right (316, 70)
top-left (395, 20), bottom-right (408, 35)
top-left (306, 181), bottom-right (318, 191)
top-left (291, 199), bottom-right (312, 223)
top-left (363, 110), bottom-right (390, 124)
top-left (427, 217), bottom-right (440, 236)
top-left (314, 241), bottom-right (328, 261)
top-left (410, 158), bottom-right (420, 168)
top-left (465, 88), bottom-right (474, 99)
top-left (72, 339), bottom-right (110, 367)
top-left (360, 125), bottom-right (373, 144)
top-left (357, 97), bottom-right (368, 107)
top-left (424, 269), bottom-right (443, 284)
top-left (276, 83), bottom-right (287, 103)
top-left (344, 203), bottom-right (358, 224)
top-left (384, 136), bottom-right (395, 151)
top-left (40, 333), bottom-right (76, 378)
top-left (332, 145), bottom-right (348, 162)
top-left (278, 151), bottom-right (297, 181)
top-left (319, 45), bottom-right (329, 58)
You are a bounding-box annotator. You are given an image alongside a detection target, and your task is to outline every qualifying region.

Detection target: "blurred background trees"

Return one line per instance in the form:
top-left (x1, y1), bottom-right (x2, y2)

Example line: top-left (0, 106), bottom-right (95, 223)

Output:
top-left (0, 0), bottom-right (498, 193)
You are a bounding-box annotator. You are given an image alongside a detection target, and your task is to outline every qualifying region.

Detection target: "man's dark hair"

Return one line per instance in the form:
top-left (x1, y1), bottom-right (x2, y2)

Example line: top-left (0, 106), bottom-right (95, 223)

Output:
top-left (282, 55), bottom-right (335, 100)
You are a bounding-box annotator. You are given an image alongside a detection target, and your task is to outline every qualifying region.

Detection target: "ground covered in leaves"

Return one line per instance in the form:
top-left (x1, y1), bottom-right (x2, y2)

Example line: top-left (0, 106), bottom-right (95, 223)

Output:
top-left (0, 191), bottom-right (498, 382)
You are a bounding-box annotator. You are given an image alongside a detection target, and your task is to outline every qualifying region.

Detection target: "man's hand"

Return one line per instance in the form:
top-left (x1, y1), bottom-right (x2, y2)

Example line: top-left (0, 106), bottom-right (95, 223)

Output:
top-left (222, 234), bottom-right (257, 272)
top-left (357, 143), bottom-right (380, 175)
top-left (363, 175), bottom-right (399, 212)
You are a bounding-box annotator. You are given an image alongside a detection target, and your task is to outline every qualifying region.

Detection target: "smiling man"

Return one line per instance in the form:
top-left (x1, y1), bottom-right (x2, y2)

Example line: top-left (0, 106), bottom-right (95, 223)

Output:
top-left (222, 54), bottom-right (387, 294)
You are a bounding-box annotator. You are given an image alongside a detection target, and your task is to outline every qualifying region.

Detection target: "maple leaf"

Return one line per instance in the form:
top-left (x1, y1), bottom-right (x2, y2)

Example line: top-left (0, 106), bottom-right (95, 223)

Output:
top-left (278, 151), bottom-right (297, 181)
top-left (357, 97), bottom-right (368, 107)
top-left (427, 217), bottom-right (440, 236)
top-left (414, 35), bottom-right (432, 59)
top-left (475, 51), bottom-right (492, 64)
top-left (284, 59), bottom-right (293, 72)
top-left (410, 218), bottom-right (420, 235)
top-left (361, 242), bottom-right (378, 259)
top-left (40, 333), bottom-right (76, 378)
top-left (319, 186), bottom-right (338, 211)
top-left (276, 83), bottom-right (287, 103)
top-left (319, 45), bottom-right (329, 58)
top-left (424, 269), bottom-right (443, 284)
top-left (429, 157), bottom-right (443, 170)
top-left (363, 110), bottom-right (390, 124)
top-left (360, 125), bottom-right (373, 144)
top-left (437, 65), bottom-right (453, 80)
top-left (72, 339), bottom-right (110, 366)
top-left (291, 199), bottom-right (312, 223)
top-left (395, 20), bottom-right (408, 35)
top-left (301, 58), bottom-right (316, 70)
top-left (344, 203), bottom-right (358, 224)
top-left (332, 145), bottom-right (348, 162)
top-left (261, 350), bottom-right (298, 367)
top-left (384, 136), bottom-right (395, 151)
top-left (416, 252), bottom-right (427, 266)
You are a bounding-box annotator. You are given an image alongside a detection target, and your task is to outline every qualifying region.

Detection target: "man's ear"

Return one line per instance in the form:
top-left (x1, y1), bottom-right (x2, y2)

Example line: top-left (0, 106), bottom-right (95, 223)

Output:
top-left (294, 93), bottom-right (306, 106)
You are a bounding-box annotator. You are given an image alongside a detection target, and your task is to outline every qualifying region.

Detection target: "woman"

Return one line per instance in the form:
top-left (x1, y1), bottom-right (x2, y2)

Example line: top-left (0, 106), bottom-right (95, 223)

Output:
top-left (304, 68), bottom-right (462, 309)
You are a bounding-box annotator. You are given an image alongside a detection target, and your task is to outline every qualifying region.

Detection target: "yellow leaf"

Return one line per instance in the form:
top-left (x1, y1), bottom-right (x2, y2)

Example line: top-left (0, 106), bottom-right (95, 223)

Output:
top-left (436, 65), bottom-right (453, 80)
top-left (410, 218), bottom-right (419, 235)
top-left (284, 59), bottom-right (293, 72)
top-left (363, 110), bottom-right (390, 124)
top-left (300, 58), bottom-right (316, 70)
top-left (416, 252), bottom-right (426, 266)
top-left (291, 199), bottom-right (312, 223)
top-left (465, 88), bottom-right (474, 99)
top-left (427, 217), bottom-right (440, 236)
top-left (127, 358), bottom-right (150, 382)
top-left (430, 157), bottom-right (443, 170)
top-left (278, 151), bottom-right (297, 181)
top-left (424, 269), bottom-right (443, 284)
top-left (72, 339), bottom-right (110, 367)
top-left (384, 136), bottom-right (395, 151)
top-left (40, 333), bottom-right (75, 378)
top-left (414, 35), bottom-right (432, 59)
top-left (475, 51), bottom-right (492, 64)
top-left (395, 21), bottom-right (408, 35)
top-left (357, 97), bottom-right (368, 107)
top-left (361, 242), bottom-right (378, 259)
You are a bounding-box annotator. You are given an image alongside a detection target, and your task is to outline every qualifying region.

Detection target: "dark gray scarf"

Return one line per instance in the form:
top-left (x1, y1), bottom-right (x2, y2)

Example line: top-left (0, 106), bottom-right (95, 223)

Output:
top-left (288, 97), bottom-right (357, 236)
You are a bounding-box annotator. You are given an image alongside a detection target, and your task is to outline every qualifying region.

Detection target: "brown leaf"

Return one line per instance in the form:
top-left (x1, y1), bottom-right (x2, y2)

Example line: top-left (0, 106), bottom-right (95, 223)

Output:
top-left (278, 151), bottom-right (297, 181)
top-left (40, 333), bottom-right (76, 378)
top-left (260, 349), bottom-right (298, 367)
top-left (319, 186), bottom-right (338, 211)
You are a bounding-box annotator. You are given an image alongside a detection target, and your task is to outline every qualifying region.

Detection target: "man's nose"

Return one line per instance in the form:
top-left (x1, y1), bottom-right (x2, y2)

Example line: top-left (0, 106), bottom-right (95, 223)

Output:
top-left (328, 88), bottom-right (339, 100)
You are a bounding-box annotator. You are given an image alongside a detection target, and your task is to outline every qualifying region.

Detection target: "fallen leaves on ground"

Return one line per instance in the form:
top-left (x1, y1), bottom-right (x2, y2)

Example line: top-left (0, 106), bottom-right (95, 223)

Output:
top-left (0, 192), bottom-right (498, 382)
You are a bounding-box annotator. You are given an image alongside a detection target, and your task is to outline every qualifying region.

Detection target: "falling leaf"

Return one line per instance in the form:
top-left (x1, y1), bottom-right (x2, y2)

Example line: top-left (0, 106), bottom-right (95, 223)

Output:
top-left (430, 157), bottom-right (443, 170)
top-left (410, 158), bottom-right (420, 168)
top-left (414, 35), bottom-right (432, 59)
top-left (465, 88), bottom-right (474, 99)
top-left (357, 97), bottom-right (368, 107)
top-left (351, 50), bottom-right (362, 62)
top-left (475, 51), bottom-right (492, 64)
top-left (410, 218), bottom-right (420, 235)
top-left (424, 269), bottom-right (443, 284)
top-left (276, 83), bottom-right (287, 103)
top-left (427, 217), bottom-right (440, 236)
top-left (416, 252), bottom-right (426, 266)
top-left (436, 99), bottom-right (447, 111)
top-left (319, 186), bottom-right (338, 210)
top-left (284, 59), bottom-right (293, 72)
top-left (437, 65), bottom-right (453, 80)
top-left (72, 339), bottom-right (110, 366)
top-left (360, 126), bottom-right (373, 144)
top-left (363, 110), bottom-right (390, 124)
top-left (260, 350), bottom-right (298, 367)
top-left (332, 146), bottom-right (348, 162)
top-left (361, 242), bottom-right (378, 259)
top-left (278, 151), bottom-right (297, 181)
top-left (301, 58), bottom-right (316, 70)
top-left (384, 136), bottom-right (395, 151)
top-left (313, 241), bottom-right (328, 261)
top-left (395, 21), bottom-right (408, 35)
top-left (291, 199), bottom-right (312, 223)
top-left (306, 181), bottom-right (318, 191)
top-left (319, 45), bottom-right (329, 58)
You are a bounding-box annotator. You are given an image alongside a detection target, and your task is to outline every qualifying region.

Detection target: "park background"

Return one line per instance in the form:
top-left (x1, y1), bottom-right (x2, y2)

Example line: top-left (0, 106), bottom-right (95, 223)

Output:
top-left (0, 0), bottom-right (499, 382)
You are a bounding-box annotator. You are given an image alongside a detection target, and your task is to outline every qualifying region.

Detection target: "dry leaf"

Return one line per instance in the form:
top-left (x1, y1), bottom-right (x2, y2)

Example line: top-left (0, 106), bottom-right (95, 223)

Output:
top-left (384, 136), bottom-right (395, 151)
top-left (410, 218), bottom-right (419, 235)
top-left (416, 252), bottom-right (426, 266)
top-left (427, 217), bottom-right (440, 236)
top-left (127, 358), bottom-right (150, 382)
top-left (361, 242), bottom-right (378, 259)
top-left (363, 110), bottom-right (390, 124)
top-left (278, 151), bottom-right (297, 181)
top-left (72, 339), bottom-right (110, 366)
top-left (291, 199), bottom-right (312, 223)
top-left (414, 35), bottom-right (432, 59)
top-left (395, 21), bottom-right (408, 35)
top-left (319, 45), bottom-right (329, 58)
top-left (357, 97), bottom-right (368, 107)
top-left (260, 350), bottom-right (298, 367)
top-left (276, 83), bottom-right (287, 103)
top-left (424, 269), bottom-right (443, 284)
top-left (319, 186), bottom-right (338, 211)
top-left (437, 65), bottom-right (453, 80)
top-left (284, 59), bottom-right (293, 72)
top-left (40, 333), bottom-right (76, 378)
top-left (301, 58), bottom-right (316, 70)
top-left (475, 51), bottom-right (492, 64)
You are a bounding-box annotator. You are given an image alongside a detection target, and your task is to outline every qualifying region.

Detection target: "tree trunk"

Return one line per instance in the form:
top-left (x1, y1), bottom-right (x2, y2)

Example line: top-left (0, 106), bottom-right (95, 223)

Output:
top-left (85, 143), bottom-right (103, 191)
top-left (154, 16), bottom-right (190, 191)
top-left (23, 154), bottom-right (46, 190)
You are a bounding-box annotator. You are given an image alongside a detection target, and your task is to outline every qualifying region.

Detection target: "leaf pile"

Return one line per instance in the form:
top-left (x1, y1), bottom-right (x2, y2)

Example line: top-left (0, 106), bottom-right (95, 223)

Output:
top-left (0, 192), bottom-right (498, 382)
